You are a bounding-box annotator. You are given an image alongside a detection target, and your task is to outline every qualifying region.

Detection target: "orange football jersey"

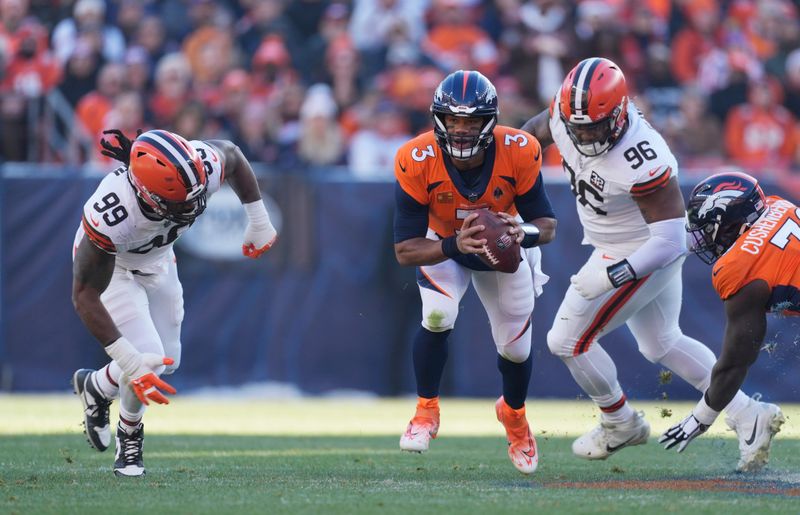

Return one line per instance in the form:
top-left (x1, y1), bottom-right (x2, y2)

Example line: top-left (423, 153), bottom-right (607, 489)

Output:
top-left (712, 196), bottom-right (800, 315)
top-left (394, 126), bottom-right (542, 238)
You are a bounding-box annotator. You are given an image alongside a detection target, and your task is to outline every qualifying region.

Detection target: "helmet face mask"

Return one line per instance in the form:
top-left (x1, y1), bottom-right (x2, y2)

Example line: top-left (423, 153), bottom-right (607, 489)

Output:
top-left (431, 70), bottom-right (498, 161)
top-left (128, 130), bottom-right (208, 224)
top-left (686, 172), bottom-right (767, 265)
top-left (558, 58), bottom-right (628, 157)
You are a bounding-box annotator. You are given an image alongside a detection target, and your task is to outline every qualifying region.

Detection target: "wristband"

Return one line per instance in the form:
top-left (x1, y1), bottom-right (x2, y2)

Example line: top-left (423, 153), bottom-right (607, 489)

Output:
top-left (441, 236), bottom-right (462, 259)
top-left (243, 199), bottom-right (271, 226)
top-left (519, 223), bottom-right (540, 248)
top-left (607, 259), bottom-right (636, 288)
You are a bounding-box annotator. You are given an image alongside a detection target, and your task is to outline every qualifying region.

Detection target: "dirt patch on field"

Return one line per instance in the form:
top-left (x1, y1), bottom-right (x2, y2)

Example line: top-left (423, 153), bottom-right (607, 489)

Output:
top-left (544, 479), bottom-right (800, 496)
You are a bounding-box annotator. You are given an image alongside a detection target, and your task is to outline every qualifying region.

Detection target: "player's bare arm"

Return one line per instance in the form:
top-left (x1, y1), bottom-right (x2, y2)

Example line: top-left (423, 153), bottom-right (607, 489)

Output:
top-left (520, 109), bottom-right (553, 149)
top-left (706, 280), bottom-right (770, 411)
top-left (206, 139), bottom-right (262, 203)
top-left (395, 213), bottom-right (487, 267)
top-left (206, 139), bottom-right (277, 258)
top-left (633, 176), bottom-right (686, 223)
top-left (72, 236), bottom-right (120, 346)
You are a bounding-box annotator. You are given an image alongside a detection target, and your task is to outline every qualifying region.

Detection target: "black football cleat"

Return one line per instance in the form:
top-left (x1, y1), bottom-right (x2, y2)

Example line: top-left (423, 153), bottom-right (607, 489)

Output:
top-left (114, 423), bottom-right (145, 477)
top-left (72, 368), bottom-right (112, 452)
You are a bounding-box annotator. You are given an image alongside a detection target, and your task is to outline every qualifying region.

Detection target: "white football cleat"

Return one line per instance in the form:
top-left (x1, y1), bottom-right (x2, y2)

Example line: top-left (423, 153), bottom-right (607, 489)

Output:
top-left (572, 411), bottom-right (650, 460)
top-left (399, 397), bottom-right (440, 453)
top-left (726, 397), bottom-right (785, 473)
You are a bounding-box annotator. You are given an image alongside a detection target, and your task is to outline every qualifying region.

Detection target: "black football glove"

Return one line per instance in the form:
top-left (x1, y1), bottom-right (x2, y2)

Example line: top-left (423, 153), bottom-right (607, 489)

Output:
top-left (100, 128), bottom-right (142, 166)
top-left (659, 414), bottom-right (710, 452)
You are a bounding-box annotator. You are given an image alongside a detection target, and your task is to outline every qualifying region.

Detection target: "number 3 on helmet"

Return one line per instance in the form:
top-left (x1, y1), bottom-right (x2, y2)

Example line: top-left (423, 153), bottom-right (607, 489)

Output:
top-left (558, 57), bottom-right (628, 157)
top-left (128, 130), bottom-right (208, 224)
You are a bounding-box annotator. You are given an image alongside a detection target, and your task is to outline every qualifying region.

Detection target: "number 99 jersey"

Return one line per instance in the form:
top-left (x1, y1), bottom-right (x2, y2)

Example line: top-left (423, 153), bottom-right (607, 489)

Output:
top-left (549, 97), bottom-right (678, 251)
top-left (73, 140), bottom-right (224, 272)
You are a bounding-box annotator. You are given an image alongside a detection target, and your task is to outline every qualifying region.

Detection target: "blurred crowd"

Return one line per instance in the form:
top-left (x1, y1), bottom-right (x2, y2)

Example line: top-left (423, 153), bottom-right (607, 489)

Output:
top-left (3, 0), bottom-right (800, 182)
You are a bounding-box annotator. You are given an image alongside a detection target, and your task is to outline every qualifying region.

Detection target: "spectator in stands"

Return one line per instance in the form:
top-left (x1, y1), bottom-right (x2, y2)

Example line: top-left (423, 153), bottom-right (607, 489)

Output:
top-left (506, 0), bottom-right (572, 106)
top-left (663, 86), bottom-right (723, 166)
top-left (670, 0), bottom-right (720, 85)
top-left (236, 0), bottom-right (299, 61)
top-left (1, 22), bottom-right (60, 99)
top-left (324, 35), bottom-right (362, 109)
top-left (148, 52), bottom-right (193, 127)
top-left (75, 62), bottom-right (125, 150)
top-left (296, 83), bottom-right (345, 167)
top-left (51, 0), bottom-right (125, 65)
top-left (0, 0), bottom-right (38, 54)
top-left (724, 77), bottom-right (796, 171)
top-left (57, 37), bottom-right (102, 108)
top-left (348, 100), bottom-right (410, 180)
top-left (122, 46), bottom-right (152, 96)
top-left (250, 34), bottom-right (294, 101)
top-left (641, 43), bottom-right (683, 129)
top-left (422, 0), bottom-right (499, 78)
top-left (135, 15), bottom-right (170, 67)
top-left (783, 49), bottom-right (800, 119)
top-left (170, 101), bottom-right (210, 142)
top-left (299, 1), bottom-right (352, 85)
top-left (96, 91), bottom-right (146, 164)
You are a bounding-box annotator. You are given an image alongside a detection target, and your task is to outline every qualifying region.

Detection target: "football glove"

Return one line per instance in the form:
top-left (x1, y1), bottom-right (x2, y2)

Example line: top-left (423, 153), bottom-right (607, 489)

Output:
top-left (570, 262), bottom-right (613, 300)
top-left (105, 337), bottom-right (177, 405)
top-left (659, 396), bottom-right (720, 452)
top-left (242, 200), bottom-right (277, 258)
top-left (100, 128), bottom-right (142, 166)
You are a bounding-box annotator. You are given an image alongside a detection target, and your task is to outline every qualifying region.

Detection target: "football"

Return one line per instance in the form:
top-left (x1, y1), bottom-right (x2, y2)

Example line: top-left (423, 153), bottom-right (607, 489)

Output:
top-left (468, 209), bottom-right (521, 273)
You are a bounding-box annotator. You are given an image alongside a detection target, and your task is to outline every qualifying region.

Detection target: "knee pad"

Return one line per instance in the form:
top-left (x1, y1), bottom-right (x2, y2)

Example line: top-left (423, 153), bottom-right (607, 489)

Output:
top-left (546, 324), bottom-right (575, 358)
top-left (421, 307), bottom-right (457, 332)
top-left (498, 338), bottom-right (531, 363)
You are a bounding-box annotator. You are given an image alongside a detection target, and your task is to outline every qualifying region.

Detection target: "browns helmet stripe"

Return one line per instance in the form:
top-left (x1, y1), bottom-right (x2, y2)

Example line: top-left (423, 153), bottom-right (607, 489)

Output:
top-left (137, 131), bottom-right (201, 190)
top-left (572, 57), bottom-right (601, 117)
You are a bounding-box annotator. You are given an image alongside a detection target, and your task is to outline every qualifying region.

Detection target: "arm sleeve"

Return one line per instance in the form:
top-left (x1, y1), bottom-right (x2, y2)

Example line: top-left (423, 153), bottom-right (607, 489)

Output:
top-left (514, 175), bottom-right (556, 222)
top-left (393, 182), bottom-right (429, 244)
top-left (625, 217), bottom-right (686, 277)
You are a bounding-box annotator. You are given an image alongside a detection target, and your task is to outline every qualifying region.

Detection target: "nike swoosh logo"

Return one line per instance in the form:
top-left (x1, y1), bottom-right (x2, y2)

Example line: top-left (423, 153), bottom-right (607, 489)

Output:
top-left (744, 415), bottom-right (759, 445)
top-left (602, 253), bottom-right (614, 260)
top-left (606, 436), bottom-right (637, 453)
top-left (90, 214), bottom-right (100, 227)
top-left (210, 151), bottom-right (218, 162)
top-left (649, 168), bottom-right (660, 177)
top-left (534, 149), bottom-right (541, 161)
top-left (713, 266), bottom-right (723, 277)
top-left (399, 163), bottom-right (406, 173)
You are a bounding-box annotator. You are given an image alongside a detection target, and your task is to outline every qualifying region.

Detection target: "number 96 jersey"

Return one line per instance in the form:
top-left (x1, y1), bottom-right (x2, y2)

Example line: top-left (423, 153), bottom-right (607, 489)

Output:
top-left (73, 140), bottom-right (224, 272)
top-left (549, 97), bottom-right (678, 251)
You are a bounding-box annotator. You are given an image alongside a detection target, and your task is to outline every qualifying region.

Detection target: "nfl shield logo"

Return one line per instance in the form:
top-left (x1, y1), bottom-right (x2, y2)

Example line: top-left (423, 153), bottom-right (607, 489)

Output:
top-left (468, 192), bottom-right (479, 203)
top-left (590, 171), bottom-right (605, 191)
top-left (493, 187), bottom-right (503, 200)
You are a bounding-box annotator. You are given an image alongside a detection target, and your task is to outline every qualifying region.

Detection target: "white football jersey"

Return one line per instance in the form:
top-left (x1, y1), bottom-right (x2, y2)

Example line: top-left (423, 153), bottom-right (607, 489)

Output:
top-left (549, 97), bottom-right (679, 249)
top-left (73, 140), bottom-right (224, 272)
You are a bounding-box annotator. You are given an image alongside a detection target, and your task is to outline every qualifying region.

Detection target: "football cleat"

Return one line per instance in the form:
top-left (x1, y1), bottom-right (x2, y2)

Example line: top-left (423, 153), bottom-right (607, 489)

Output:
top-left (495, 397), bottom-right (538, 474)
top-left (114, 423), bottom-right (145, 477)
top-left (399, 397), bottom-right (440, 453)
top-left (725, 397), bottom-right (784, 473)
top-left (572, 411), bottom-right (650, 460)
top-left (72, 368), bottom-right (112, 452)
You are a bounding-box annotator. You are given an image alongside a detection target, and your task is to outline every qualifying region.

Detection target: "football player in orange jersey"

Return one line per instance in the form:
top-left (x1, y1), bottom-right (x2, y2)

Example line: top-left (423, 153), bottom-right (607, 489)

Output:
top-left (660, 172), bottom-right (787, 471)
top-left (71, 129), bottom-right (277, 476)
top-left (393, 70), bottom-right (557, 474)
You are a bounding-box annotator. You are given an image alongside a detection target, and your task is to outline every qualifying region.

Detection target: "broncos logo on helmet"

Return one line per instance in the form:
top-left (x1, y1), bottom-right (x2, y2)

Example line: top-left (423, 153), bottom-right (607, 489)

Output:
top-left (128, 130), bottom-right (208, 224)
top-left (686, 171), bottom-right (767, 264)
top-left (558, 57), bottom-right (629, 157)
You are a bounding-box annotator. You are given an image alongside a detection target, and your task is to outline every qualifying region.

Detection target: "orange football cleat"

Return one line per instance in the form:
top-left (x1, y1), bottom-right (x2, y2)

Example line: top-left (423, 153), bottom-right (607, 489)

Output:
top-left (495, 396), bottom-right (538, 474)
top-left (399, 396), bottom-right (440, 453)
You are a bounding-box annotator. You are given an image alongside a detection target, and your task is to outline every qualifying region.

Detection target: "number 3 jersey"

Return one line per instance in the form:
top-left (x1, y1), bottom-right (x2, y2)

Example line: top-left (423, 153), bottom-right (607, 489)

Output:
top-left (73, 140), bottom-right (224, 272)
top-left (549, 97), bottom-right (679, 250)
top-left (712, 196), bottom-right (800, 315)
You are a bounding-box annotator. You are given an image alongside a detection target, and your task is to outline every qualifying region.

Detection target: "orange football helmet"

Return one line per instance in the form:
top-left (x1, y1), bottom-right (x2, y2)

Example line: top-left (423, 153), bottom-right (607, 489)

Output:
top-left (128, 130), bottom-right (207, 224)
top-left (558, 57), bottom-right (628, 156)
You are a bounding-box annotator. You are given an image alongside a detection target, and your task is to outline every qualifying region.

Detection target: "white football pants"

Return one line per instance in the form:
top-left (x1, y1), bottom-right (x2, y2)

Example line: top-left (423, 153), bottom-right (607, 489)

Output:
top-left (418, 246), bottom-right (548, 363)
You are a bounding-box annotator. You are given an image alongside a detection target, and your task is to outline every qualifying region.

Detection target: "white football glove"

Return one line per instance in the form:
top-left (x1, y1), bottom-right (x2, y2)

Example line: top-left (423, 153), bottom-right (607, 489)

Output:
top-left (659, 396), bottom-right (720, 452)
top-left (570, 264), bottom-right (613, 300)
top-left (242, 200), bottom-right (277, 259)
top-left (105, 337), bottom-right (176, 405)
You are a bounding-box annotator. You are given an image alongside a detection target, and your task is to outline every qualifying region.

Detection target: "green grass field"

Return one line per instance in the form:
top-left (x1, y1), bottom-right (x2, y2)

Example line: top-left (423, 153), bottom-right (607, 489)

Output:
top-left (1, 395), bottom-right (798, 514)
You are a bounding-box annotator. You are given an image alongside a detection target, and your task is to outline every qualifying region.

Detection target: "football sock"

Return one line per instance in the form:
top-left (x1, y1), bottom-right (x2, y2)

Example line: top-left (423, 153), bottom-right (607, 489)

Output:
top-left (119, 381), bottom-right (146, 425)
top-left (562, 344), bottom-right (635, 423)
top-left (413, 327), bottom-right (450, 398)
top-left (497, 354), bottom-right (532, 410)
top-left (94, 363), bottom-right (121, 399)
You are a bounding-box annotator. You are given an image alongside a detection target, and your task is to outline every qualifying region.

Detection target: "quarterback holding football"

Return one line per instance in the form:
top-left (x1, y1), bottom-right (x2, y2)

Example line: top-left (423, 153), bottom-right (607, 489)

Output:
top-left (393, 70), bottom-right (556, 474)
